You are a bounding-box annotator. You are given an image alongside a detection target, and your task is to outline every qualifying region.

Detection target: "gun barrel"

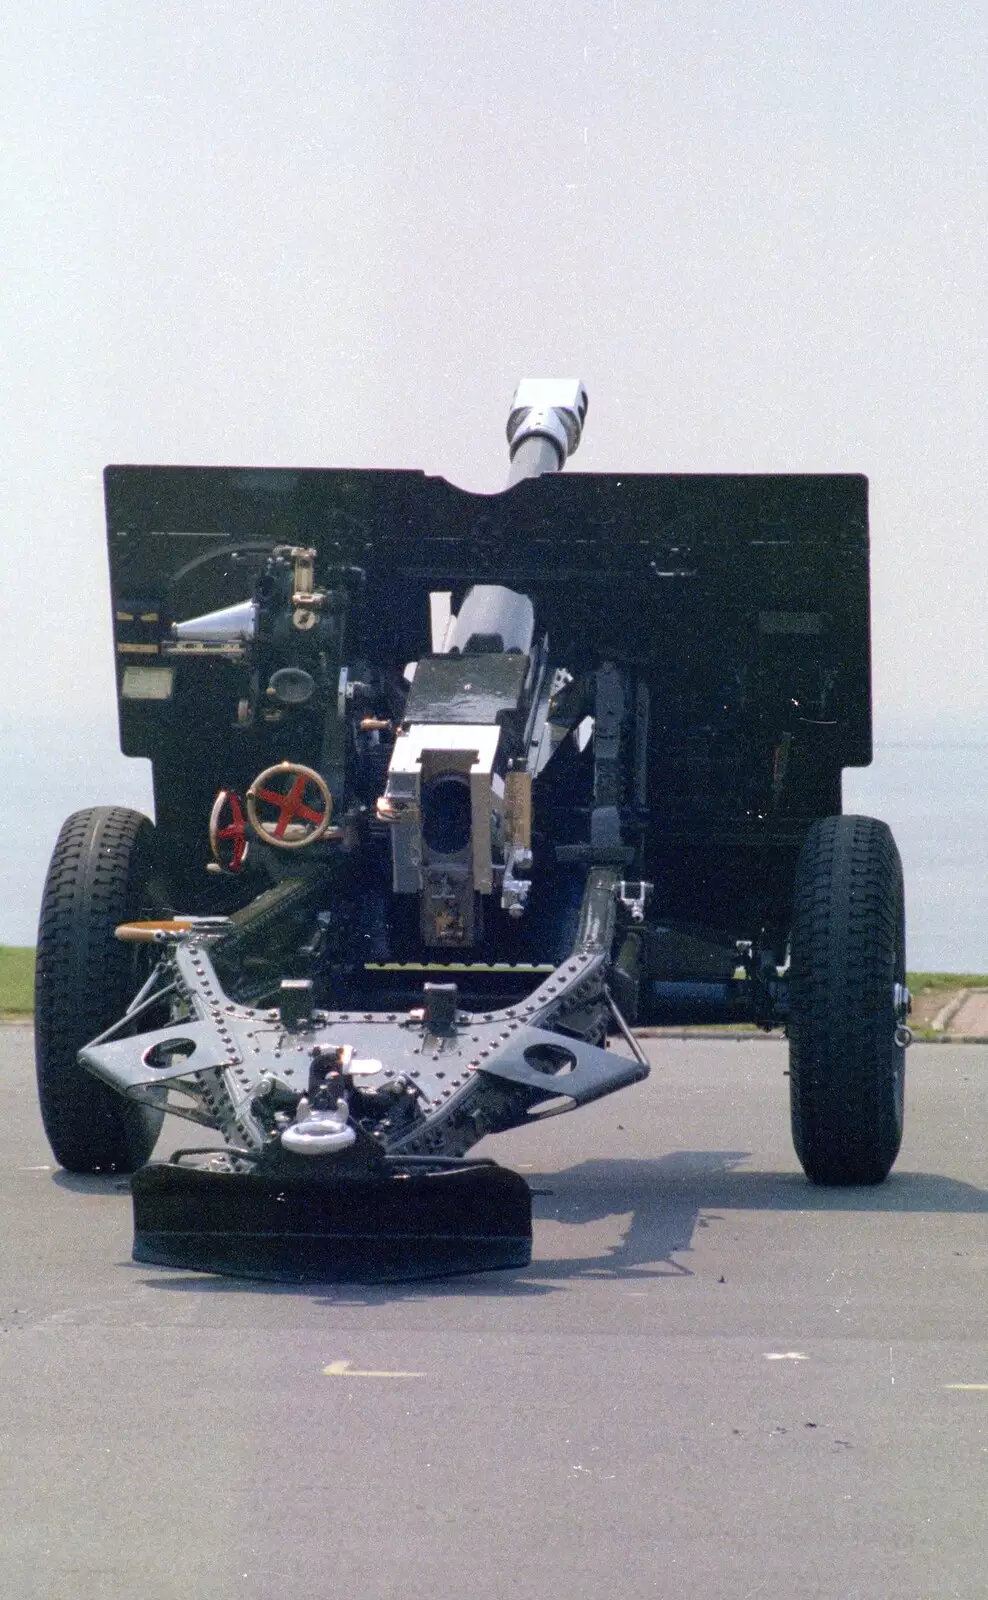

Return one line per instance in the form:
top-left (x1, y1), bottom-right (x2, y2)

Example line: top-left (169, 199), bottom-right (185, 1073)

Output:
top-left (506, 378), bottom-right (588, 486)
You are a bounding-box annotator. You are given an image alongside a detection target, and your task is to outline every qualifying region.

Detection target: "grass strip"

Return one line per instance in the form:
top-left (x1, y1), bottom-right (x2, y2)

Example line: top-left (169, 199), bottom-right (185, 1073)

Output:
top-left (907, 972), bottom-right (988, 992)
top-left (0, 947), bottom-right (35, 1016)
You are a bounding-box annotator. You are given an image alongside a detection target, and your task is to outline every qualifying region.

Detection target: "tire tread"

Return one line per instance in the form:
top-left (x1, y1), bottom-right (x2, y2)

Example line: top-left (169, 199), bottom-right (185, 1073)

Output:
top-left (35, 806), bottom-right (163, 1172)
top-left (788, 814), bottom-right (905, 1185)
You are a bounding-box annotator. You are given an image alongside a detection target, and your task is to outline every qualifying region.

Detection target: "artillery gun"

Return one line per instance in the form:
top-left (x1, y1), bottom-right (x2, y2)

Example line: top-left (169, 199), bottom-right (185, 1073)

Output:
top-left (34, 380), bottom-right (911, 1279)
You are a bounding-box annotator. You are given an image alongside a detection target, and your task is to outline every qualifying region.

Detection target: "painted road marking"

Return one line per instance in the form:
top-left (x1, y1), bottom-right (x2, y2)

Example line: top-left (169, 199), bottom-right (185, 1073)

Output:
top-left (764, 1352), bottom-right (809, 1361)
top-left (323, 1360), bottom-right (425, 1378)
top-left (945, 1384), bottom-right (988, 1391)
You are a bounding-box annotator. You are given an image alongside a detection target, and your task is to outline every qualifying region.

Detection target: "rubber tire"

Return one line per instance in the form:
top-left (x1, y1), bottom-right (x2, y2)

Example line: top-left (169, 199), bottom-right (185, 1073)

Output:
top-left (788, 815), bottom-right (906, 1185)
top-left (35, 807), bottom-right (165, 1173)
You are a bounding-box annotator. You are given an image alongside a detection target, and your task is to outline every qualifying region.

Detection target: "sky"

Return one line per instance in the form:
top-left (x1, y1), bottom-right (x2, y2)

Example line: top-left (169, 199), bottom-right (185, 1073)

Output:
top-left (1, 0), bottom-right (985, 953)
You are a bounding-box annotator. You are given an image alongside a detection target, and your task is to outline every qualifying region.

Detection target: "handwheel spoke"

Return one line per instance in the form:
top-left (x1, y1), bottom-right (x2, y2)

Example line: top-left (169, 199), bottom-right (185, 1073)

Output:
top-left (285, 775), bottom-right (307, 813)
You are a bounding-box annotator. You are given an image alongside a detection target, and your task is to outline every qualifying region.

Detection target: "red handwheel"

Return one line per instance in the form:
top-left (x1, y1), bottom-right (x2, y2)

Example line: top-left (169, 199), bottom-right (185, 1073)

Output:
top-left (246, 762), bottom-right (333, 849)
top-left (208, 790), bottom-right (250, 872)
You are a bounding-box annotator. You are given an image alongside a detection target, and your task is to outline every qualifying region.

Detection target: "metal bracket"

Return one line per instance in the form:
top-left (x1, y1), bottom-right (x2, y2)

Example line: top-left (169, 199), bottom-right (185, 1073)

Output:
top-left (618, 881), bottom-right (653, 923)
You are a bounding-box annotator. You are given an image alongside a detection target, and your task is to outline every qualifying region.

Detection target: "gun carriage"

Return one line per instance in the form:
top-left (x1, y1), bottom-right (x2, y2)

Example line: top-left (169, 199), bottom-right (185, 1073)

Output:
top-left (35, 381), bottom-right (910, 1279)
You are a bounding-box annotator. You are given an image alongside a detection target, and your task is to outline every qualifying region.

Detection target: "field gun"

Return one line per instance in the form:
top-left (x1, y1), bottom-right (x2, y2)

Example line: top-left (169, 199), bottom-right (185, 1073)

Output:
top-left (34, 380), bottom-right (910, 1279)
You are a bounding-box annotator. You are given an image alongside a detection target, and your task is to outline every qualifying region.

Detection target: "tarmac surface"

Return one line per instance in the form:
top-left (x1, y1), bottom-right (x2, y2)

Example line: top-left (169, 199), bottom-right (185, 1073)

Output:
top-left (3, 1022), bottom-right (987, 1600)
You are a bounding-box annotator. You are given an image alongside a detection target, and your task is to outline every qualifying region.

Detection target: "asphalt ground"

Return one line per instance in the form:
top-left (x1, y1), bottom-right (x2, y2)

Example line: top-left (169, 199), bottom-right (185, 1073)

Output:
top-left (2, 1023), bottom-right (987, 1600)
